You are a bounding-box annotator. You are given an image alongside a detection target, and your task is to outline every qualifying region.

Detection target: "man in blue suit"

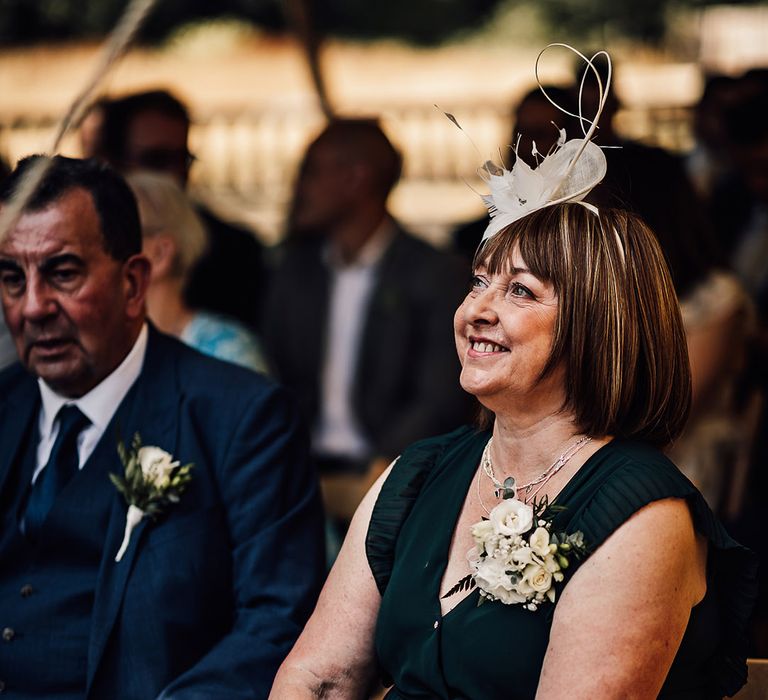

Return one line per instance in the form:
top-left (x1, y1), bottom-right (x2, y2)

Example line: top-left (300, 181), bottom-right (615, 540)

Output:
top-left (0, 155), bottom-right (324, 699)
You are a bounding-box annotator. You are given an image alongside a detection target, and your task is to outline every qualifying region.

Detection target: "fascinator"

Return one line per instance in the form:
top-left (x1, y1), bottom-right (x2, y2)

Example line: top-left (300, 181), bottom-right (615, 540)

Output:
top-left (479, 44), bottom-right (612, 242)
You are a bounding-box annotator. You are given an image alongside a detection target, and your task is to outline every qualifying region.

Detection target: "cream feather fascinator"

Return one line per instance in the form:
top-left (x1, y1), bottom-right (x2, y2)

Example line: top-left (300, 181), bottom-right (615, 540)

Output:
top-left (479, 44), bottom-right (612, 242)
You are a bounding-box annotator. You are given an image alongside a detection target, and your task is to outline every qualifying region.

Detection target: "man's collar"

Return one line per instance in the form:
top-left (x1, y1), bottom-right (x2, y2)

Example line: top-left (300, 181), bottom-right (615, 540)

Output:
top-left (324, 217), bottom-right (397, 270)
top-left (38, 323), bottom-right (149, 435)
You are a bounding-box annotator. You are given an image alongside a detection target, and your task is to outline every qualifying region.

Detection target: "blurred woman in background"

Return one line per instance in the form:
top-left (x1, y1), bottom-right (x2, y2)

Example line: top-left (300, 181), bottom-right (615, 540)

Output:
top-left (128, 171), bottom-right (269, 373)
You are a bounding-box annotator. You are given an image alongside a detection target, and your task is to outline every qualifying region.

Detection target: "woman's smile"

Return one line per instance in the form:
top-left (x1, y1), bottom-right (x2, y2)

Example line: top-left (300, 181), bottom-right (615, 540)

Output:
top-left (468, 336), bottom-right (510, 356)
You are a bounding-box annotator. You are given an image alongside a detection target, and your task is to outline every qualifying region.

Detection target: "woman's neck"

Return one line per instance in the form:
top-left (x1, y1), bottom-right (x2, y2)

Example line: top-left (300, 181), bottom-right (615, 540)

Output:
top-left (145, 278), bottom-right (194, 338)
top-left (489, 412), bottom-right (591, 487)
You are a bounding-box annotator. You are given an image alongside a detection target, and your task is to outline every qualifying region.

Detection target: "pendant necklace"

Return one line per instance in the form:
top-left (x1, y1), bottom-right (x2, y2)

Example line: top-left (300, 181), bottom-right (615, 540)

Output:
top-left (476, 434), bottom-right (593, 513)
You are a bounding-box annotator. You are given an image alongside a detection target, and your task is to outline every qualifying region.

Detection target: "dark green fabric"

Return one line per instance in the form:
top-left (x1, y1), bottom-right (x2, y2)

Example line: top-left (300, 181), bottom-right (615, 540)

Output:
top-left (367, 426), bottom-right (757, 700)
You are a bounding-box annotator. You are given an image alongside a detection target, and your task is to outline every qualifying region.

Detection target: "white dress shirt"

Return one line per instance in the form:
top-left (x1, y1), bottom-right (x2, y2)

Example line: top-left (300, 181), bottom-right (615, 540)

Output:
top-left (32, 323), bottom-right (148, 484)
top-left (313, 220), bottom-right (395, 460)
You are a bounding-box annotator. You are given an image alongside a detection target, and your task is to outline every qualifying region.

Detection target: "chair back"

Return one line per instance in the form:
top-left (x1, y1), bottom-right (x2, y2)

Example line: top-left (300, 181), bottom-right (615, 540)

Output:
top-left (733, 658), bottom-right (768, 699)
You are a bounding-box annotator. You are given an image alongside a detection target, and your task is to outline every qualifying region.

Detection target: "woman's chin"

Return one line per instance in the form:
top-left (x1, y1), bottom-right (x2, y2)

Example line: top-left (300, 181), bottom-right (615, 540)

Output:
top-left (459, 376), bottom-right (501, 405)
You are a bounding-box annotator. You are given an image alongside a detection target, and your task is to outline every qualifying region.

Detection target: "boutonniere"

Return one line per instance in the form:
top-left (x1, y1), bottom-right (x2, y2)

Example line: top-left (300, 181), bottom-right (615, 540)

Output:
top-left (444, 493), bottom-right (588, 611)
top-left (109, 433), bottom-right (193, 562)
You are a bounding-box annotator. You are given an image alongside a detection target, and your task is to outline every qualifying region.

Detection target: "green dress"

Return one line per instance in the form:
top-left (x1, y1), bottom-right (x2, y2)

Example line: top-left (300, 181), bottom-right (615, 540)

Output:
top-left (366, 426), bottom-right (757, 700)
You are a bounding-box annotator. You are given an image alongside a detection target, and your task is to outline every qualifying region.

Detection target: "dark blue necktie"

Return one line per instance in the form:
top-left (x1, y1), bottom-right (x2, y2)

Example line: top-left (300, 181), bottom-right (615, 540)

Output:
top-left (24, 404), bottom-right (91, 540)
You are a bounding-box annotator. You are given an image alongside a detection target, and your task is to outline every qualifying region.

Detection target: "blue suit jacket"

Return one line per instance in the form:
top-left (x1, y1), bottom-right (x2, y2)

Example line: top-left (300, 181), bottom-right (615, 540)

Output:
top-left (0, 326), bottom-right (325, 699)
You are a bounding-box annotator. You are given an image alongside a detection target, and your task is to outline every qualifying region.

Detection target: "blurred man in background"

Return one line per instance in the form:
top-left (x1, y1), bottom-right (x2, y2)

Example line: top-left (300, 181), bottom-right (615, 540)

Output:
top-left (91, 90), bottom-right (266, 333)
top-left (265, 119), bottom-right (473, 548)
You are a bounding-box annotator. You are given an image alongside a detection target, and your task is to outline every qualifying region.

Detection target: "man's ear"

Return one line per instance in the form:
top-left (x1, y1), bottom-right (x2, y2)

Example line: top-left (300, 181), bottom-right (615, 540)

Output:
top-left (123, 253), bottom-right (151, 320)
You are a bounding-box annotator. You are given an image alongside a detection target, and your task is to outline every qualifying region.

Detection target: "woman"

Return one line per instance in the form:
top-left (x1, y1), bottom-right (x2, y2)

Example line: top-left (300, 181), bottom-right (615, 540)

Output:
top-left (270, 201), bottom-right (756, 698)
top-left (127, 171), bottom-right (269, 373)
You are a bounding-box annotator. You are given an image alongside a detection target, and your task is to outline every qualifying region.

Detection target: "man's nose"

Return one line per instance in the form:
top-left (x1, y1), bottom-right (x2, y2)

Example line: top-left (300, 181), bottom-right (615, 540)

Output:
top-left (22, 278), bottom-right (58, 322)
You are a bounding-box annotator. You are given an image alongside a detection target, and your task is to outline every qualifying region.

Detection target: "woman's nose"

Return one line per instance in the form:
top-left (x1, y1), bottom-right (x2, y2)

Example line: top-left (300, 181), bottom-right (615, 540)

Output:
top-left (462, 289), bottom-right (498, 326)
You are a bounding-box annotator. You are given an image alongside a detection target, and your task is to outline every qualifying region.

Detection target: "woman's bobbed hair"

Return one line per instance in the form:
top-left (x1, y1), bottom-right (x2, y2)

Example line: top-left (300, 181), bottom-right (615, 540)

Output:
top-left (475, 203), bottom-right (691, 447)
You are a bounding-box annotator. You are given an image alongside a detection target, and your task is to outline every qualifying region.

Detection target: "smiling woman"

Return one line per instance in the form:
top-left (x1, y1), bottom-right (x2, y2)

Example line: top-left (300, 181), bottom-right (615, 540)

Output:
top-left (271, 203), bottom-right (757, 700)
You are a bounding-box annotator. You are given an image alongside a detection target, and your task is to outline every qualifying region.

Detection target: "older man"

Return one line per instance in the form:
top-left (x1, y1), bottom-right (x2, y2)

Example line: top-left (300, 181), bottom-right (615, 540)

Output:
top-left (0, 156), bottom-right (324, 699)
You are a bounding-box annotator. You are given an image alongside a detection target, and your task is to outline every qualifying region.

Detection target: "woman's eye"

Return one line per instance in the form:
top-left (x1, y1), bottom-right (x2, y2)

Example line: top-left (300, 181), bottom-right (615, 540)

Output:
top-left (469, 275), bottom-right (488, 290)
top-left (509, 282), bottom-right (534, 298)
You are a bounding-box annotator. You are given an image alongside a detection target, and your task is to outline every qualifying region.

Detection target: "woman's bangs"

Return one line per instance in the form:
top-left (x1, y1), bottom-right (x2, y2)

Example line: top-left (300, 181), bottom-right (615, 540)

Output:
top-left (473, 210), bottom-right (562, 288)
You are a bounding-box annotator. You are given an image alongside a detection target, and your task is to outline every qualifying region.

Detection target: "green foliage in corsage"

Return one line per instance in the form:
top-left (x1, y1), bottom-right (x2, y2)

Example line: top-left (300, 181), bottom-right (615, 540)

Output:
top-left (444, 494), bottom-right (589, 611)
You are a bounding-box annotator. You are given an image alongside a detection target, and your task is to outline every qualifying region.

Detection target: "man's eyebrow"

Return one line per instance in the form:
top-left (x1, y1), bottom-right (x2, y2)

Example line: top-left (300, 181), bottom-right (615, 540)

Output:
top-left (0, 259), bottom-right (21, 273)
top-left (39, 254), bottom-right (84, 273)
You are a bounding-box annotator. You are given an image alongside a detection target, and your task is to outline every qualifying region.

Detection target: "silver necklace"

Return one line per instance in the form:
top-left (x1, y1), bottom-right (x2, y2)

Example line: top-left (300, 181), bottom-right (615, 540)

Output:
top-left (478, 434), bottom-right (593, 508)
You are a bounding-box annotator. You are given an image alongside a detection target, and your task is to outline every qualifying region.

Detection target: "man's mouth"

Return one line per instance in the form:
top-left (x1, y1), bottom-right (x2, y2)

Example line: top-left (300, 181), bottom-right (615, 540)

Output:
top-left (27, 337), bottom-right (74, 357)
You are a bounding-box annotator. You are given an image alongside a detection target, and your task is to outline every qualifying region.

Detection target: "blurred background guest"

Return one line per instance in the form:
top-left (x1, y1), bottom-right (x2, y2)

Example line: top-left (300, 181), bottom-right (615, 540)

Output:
top-left (264, 118), bottom-right (473, 553)
top-left (657, 200), bottom-right (757, 513)
top-left (712, 83), bottom-right (768, 322)
top-left (576, 55), bottom-right (715, 269)
top-left (94, 90), bottom-right (267, 332)
top-left (685, 74), bottom-right (743, 201)
top-left (128, 170), bottom-right (269, 373)
top-left (704, 69), bottom-right (768, 656)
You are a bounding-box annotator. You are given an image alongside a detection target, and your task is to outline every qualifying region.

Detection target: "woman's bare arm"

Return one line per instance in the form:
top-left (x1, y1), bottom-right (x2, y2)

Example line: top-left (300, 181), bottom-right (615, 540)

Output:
top-left (269, 465), bottom-right (394, 699)
top-left (536, 498), bottom-right (707, 699)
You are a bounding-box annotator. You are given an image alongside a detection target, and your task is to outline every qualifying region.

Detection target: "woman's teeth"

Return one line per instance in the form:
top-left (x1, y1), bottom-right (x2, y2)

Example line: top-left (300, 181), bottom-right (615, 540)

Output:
top-left (471, 341), bottom-right (507, 353)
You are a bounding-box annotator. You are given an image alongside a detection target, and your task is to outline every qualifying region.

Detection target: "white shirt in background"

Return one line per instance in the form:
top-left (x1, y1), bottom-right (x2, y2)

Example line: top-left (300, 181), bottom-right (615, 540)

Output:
top-left (313, 220), bottom-right (395, 460)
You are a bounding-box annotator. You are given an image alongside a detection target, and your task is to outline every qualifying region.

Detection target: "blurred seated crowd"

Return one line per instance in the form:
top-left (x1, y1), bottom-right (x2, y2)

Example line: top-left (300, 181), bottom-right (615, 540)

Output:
top-left (1, 60), bottom-right (767, 652)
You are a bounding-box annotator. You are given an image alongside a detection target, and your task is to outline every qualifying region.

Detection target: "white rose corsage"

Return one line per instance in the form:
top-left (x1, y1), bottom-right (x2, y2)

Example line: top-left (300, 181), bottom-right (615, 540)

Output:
top-left (445, 494), bottom-right (588, 611)
top-left (109, 433), bottom-right (193, 562)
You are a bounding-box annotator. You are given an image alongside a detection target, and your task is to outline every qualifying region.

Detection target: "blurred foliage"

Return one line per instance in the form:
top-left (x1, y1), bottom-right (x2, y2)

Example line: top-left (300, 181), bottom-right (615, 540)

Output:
top-left (0, 0), bottom-right (762, 45)
top-left (312, 0), bottom-right (501, 44)
top-left (540, 0), bottom-right (670, 42)
top-left (0, 0), bottom-right (283, 43)
top-left (0, 0), bottom-right (500, 45)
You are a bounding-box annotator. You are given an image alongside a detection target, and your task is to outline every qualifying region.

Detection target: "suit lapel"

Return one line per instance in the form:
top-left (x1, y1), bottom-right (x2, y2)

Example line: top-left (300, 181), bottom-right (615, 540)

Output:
top-left (305, 244), bottom-right (331, 391)
top-left (355, 230), bottom-right (407, 393)
top-left (0, 370), bottom-right (40, 504)
top-left (86, 328), bottom-right (183, 692)
top-left (0, 371), bottom-right (40, 555)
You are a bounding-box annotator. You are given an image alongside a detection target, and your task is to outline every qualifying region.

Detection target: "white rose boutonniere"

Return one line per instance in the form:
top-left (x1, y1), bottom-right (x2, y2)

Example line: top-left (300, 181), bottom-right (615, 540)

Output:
top-left (109, 433), bottom-right (193, 562)
top-left (445, 493), bottom-right (588, 612)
